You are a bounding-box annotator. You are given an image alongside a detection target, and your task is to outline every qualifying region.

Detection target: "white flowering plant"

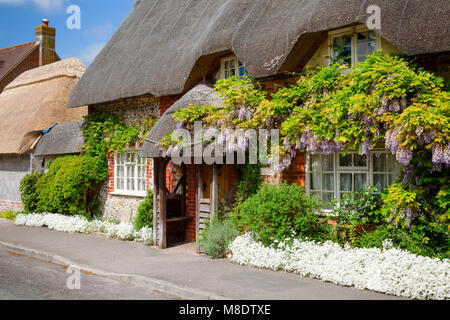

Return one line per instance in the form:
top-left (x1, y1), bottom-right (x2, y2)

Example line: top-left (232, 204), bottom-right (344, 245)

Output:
top-left (228, 233), bottom-right (450, 300)
top-left (14, 213), bottom-right (153, 243)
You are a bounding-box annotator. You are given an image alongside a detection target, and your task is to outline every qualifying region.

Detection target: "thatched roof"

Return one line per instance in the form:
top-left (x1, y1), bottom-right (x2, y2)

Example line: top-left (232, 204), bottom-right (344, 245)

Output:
top-left (0, 58), bottom-right (88, 155)
top-left (67, 0), bottom-right (450, 108)
top-left (140, 84), bottom-right (223, 158)
top-left (33, 121), bottom-right (85, 156)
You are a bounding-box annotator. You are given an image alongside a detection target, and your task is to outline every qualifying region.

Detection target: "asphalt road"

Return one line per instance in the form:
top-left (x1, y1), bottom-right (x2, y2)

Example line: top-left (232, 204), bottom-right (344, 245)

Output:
top-left (0, 248), bottom-right (176, 300)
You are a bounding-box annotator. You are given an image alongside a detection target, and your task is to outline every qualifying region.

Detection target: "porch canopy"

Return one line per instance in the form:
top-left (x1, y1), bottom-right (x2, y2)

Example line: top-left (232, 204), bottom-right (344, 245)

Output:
top-left (141, 83), bottom-right (227, 249)
top-left (140, 83), bottom-right (223, 158)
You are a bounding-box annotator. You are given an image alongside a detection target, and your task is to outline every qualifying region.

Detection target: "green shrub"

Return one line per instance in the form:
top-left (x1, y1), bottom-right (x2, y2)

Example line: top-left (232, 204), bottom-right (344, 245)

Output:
top-left (135, 189), bottom-right (154, 230)
top-left (35, 155), bottom-right (108, 216)
top-left (355, 223), bottom-right (449, 260)
top-left (200, 216), bottom-right (239, 259)
top-left (19, 172), bottom-right (44, 213)
top-left (233, 182), bottom-right (331, 245)
top-left (329, 186), bottom-right (384, 245)
top-left (0, 210), bottom-right (18, 220)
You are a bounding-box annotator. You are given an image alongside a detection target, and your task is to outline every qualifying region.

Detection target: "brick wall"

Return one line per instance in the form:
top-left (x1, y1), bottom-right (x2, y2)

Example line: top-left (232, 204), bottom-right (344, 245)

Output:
top-left (0, 200), bottom-right (24, 212)
top-left (185, 164), bottom-right (196, 241)
top-left (159, 95), bottom-right (182, 116)
top-left (262, 153), bottom-right (306, 188)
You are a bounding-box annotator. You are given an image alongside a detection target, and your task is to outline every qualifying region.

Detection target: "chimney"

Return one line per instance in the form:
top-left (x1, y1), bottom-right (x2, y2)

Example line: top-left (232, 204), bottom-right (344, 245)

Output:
top-left (35, 19), bottom-right (56, 66)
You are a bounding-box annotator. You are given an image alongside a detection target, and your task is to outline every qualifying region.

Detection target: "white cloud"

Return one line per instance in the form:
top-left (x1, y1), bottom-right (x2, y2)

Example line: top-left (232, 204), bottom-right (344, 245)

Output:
top-left (0, 0), bottom-right (66, 12)
top-left (77, 42), bottom-right (105, 65)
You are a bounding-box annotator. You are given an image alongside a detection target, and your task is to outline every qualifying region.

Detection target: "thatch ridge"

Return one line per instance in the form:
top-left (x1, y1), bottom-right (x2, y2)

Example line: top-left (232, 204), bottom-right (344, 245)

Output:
top-left (67, 0), bottom-right (450, 108)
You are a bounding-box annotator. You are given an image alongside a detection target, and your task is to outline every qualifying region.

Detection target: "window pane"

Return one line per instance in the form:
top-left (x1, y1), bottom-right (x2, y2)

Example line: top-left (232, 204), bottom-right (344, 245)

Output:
top-left (311, 192), bottom-right (321, 202)
top-left (357, 32), bottom-right (367, 43)
top-left (357, 43), bottom-right (367, 57)
top-left (368, 41), bottom-right (376, 55)
top-left (387, 154), bottom-right (402, 173)
top-left (334, 35), bottom-right (351, 47)
top-left (310, 173), bottom-right (321, 191)
top-left (127, 178), bottom-right (134, 190)
top-left (374, 154), bottom-right (386, 172)
top-left (339, 154), bottom-right (352, 167)
top-left (322, 192), bottom-right (334, 207)
top-left (340, 173), bottom-right (352, 191)
top-left (354, 154), bottom-right (367, 167)
top-left (354, 173), bottom-right (367, 191)
top-left (310, 155), bottom-right (321, 172)
top-left (368, 31), bottom-right (377, 41)
top-left (322, 174), bottom-right (334, 191)
top-left (374, 174), bottom-right (387, 193)
top-left (322, 155), bottom-right (334, 171)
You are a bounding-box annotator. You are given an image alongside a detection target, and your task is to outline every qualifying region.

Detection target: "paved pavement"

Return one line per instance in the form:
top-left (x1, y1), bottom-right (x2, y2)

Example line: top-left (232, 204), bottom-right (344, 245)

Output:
top-left (0, 219), bottom-right (404, 300)
top-left (0, 248), bottom-right (176, 300)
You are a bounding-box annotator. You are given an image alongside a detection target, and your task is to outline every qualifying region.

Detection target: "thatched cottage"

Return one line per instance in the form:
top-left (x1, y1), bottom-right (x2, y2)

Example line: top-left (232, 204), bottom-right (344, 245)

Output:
top-left (67, 0), bottom-right (450, 249)
top-left (0, 19), bottom-right (59, 93)
top-left (0, 58), bottom-right (87, 211)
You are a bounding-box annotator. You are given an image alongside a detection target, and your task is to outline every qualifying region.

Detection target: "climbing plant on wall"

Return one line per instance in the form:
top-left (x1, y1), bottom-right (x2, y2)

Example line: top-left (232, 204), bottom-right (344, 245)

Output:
top-left (82, 112), bottom-right (157, 159)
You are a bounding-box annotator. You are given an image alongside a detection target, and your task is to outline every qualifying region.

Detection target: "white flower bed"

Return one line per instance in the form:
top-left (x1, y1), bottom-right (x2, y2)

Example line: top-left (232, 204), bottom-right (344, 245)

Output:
top-left (15, 213), bottom-right (153, 243)
top-left (228, 233), bottom-right (450, 300)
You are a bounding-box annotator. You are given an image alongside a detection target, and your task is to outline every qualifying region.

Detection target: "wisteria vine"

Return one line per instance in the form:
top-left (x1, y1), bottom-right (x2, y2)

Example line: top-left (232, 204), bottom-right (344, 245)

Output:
top-left (165, 51), bottom-right (450, 229)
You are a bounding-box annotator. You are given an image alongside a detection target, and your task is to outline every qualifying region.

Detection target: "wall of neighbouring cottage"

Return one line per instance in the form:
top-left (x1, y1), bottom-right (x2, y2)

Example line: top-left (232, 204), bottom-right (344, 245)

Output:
top-left (0, 155), bottom-right (30, 211)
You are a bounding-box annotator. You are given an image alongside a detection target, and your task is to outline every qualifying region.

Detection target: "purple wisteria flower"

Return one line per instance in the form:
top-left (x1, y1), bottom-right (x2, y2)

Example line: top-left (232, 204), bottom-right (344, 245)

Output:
top-left (361, 139), bottom-right (372, 156)
top-left (405, 207), bottom-right (417, 229)
top-left (432, 143), bottom-right (450, 166)
top-left (385, 129), bottom-right (400, 154)
top-left (402, 165), bottom-right (414, 185)
top-left (396, 147), bottom-right (413, 166)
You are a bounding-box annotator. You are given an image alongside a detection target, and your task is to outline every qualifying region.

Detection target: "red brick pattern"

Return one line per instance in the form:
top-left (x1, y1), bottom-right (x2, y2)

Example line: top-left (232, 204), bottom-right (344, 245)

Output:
top-left (0, 200), bottom-right (24, 211)
top-left (159, 95), bottom-right (182, 116)
top-left (185, 164), bottom-right (196, 241)
top-left (262, 153), bottom-right (306, 188)
top-left (107, 153), bottom-right (115, 196)
top-left (283, 153), bottom-right (306, 187)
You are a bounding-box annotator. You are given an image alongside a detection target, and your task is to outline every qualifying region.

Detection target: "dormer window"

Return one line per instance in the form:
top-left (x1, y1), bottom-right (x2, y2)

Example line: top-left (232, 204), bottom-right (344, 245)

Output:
top-left (329, 26), bottom-right (380, 67)
top-left (220, 56), bottom-right (248, 79)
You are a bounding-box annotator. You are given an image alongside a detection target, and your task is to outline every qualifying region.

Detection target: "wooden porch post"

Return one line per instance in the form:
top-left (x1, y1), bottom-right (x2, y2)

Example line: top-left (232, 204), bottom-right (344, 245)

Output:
top-left (158, 159), bottom-right (167, 249)
top-left (210, 163), bottom-right (219, 221)
top-left (152, 158), bottom-right (159, 247)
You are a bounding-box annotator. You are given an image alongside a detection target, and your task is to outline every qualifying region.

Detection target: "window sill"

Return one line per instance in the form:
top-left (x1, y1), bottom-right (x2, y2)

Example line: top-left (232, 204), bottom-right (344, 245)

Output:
top-left (110, 191), bottom-right (147, 198)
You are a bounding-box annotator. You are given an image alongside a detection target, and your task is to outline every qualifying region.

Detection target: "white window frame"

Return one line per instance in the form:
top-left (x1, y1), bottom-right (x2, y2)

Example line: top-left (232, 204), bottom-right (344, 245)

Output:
top-left (220, 56), bottom-right (248, 79)
top-left (328, 25), bottom-right (381, 67)
top-left (112, 151), bottom-right (148, 197)
top-left (306, 151), bottom-right (401, 209)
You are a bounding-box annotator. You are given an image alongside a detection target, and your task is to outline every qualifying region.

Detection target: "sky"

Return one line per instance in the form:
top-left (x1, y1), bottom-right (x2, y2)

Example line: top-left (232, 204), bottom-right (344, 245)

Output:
top-left (0, 0), bottom-right (134, 65)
